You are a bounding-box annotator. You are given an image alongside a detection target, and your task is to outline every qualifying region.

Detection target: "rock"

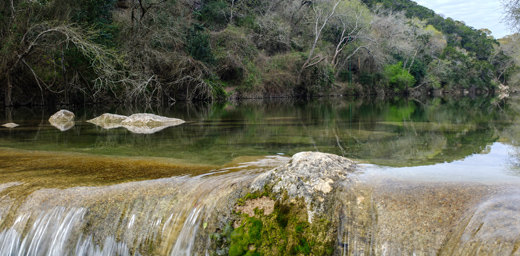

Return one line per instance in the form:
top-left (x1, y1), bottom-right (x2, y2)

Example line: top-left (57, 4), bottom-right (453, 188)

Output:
top-left (88, 113), bottom-right (185, 134)
top-left (49, 110), bottom-right (75, 123)
top-left (120, 113), bottom-right (185, 134)
top-left (235, 196), bottom-right (275, 217)
top-left (251, 152), bottom-right (356, 222)
top-left (87, 113), bottom-right (128, 130)
top-left (49, 110), bottom-right (75, 131)
top-left (121, 113), bottom-right (185, 127)
top-left (2, 123), bottom-right (19, 128)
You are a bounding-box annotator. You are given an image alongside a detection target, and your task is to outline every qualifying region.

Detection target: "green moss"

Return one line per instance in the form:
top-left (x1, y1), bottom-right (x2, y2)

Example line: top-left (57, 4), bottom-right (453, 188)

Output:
top-left (219, 192), bottom-right (335, 256)
top-left (293, 238), bottom-right (310, 255)
top-left (229, 243), bottom-right (246, 256)
top-left (248, 219), bottom-right (263, 242)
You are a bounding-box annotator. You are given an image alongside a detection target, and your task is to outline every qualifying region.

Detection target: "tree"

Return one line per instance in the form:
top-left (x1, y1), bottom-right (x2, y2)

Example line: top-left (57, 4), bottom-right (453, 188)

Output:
top-left (497, 34), bottom-right (520, 84)
top-left (502, 0), bottom-right (520, 33)
top-left (300, 0), bottom-right (342, 75)
top-left (328, 0), bottom-right (373, 69)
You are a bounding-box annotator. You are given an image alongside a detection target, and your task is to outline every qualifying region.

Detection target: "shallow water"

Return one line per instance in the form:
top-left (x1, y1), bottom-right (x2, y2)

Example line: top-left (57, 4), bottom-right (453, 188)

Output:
top-left (1, 97), bottom-right (516, 168)
top-left (1, 97), bottom-right (520, 255)
top-left (360, 142), bottom-right (520, 184)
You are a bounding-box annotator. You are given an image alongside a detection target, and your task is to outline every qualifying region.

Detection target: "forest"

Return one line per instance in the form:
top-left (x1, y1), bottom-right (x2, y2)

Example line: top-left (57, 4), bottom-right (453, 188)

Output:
top-left (0, 0), bottom-right (518, 106)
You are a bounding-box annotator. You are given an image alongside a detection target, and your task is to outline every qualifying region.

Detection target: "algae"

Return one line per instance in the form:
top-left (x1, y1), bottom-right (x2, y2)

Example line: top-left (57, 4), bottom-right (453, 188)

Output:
top-left (210, 191), bottom-right (334, 256)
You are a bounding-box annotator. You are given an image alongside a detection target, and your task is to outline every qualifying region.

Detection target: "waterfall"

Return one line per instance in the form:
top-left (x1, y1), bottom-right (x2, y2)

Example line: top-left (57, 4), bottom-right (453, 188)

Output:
top-left (0, 168), bottom-right (264, 256)
top-left (1, 154), bottom-right (520, 255)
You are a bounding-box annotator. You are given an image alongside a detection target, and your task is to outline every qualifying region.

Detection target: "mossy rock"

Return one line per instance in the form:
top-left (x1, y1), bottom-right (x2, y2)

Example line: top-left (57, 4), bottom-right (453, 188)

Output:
top-left (211, 192), bottom-right (335, 256)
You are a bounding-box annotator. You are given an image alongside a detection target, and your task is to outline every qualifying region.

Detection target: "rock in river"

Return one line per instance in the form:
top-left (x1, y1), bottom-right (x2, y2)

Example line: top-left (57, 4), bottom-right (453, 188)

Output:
top-left (251, 151), bottom-right (356, 222)
top-left (49, 110), bottom-right (75, 123)
top-left (121, 113), bottom-right (185, 127)
top-left (48, 110), bottom-right (75, 131)
top-left (211, 152), bottom-right (357, 256)
top-left (87, 113), bottom-right (128, 130)
top-left (88, 113), bottom-right (185, 134)
top-left (2, 123), bottom-right (19, 128)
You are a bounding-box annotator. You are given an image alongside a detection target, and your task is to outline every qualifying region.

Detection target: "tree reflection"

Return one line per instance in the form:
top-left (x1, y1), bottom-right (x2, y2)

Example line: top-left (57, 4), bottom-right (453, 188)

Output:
top-left (0, 96), bottom-right (516, 167)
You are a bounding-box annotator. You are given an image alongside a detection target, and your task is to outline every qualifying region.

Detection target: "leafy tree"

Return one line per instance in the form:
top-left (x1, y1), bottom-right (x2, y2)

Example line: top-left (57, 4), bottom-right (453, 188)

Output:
top-left (384, 61), bottom-right (416, 91)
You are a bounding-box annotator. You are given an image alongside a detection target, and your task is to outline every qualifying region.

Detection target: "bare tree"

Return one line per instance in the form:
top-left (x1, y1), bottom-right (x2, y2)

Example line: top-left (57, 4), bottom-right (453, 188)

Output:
top-left (300, 0), bottom-right (342, 75)
top-left (1, 22), bottom-right (129, 105)
top-left (330, 0), bottom-right (373, 70)
top-left (502, 0), bottom-right (520, 33)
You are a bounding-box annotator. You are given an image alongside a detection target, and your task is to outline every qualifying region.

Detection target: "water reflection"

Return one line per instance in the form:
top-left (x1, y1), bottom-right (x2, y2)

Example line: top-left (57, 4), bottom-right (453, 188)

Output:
top-left (0, 97), bottom-right (516, 167)
top-left (49, 120), bottom-right (74, 131)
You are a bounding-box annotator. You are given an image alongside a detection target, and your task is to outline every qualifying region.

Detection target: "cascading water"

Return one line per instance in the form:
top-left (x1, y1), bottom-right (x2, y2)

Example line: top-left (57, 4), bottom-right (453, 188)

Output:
top-left (0, 162), bottom-right (277, 256)
top-left (1, 151), bottom-right (520, 255)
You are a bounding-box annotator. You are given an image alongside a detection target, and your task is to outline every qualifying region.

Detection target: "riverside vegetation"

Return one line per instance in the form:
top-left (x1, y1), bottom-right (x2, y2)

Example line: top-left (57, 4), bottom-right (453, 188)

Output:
top-left (1, 0), bottom-right (519, 106)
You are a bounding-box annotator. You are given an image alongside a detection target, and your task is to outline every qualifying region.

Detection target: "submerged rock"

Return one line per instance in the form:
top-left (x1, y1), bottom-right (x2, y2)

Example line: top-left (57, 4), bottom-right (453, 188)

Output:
top-left (2, 123), bottom-right (19, 128)
top-left (88, 113), bottom-right (185, 134)
top-left (49, 110), bottom-right (75, 131)
top-left (439, 193), bottom-right (520, 255)
top-left (251, 151), bottom-right (356, 222)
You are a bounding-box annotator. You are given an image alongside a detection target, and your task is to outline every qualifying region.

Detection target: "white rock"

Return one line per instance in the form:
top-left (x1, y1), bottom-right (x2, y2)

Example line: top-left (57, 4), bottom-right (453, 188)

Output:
top-left (87, 113), bottom-right (128, 130)
top-left (2, 123), bottom-right (19, 128)
top-left (49, 110), bottom-right (75, 131)
top-left (49, 110), bottom-right (75, 123)
top-left (121, 113), bottom-right (185, 127)
top-left (251, 151), bottom-right (356, 223)
top-left (88, 113), bottom-right (185, 134)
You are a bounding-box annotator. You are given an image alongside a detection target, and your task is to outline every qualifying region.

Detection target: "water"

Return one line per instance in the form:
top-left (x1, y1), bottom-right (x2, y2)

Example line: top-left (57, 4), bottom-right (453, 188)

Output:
top-left (1, 98), bottom-right (515, 167)
top-left (1, 97), bottom-right (520, 255)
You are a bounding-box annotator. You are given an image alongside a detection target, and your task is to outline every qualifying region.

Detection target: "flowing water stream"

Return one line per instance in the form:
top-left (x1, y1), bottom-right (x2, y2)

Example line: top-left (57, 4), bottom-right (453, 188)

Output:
top-left (1, 97), bottom-right (520, 255)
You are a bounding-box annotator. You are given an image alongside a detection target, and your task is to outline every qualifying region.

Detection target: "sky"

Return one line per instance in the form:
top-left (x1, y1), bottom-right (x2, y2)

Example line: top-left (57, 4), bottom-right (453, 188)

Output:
top-left (416, 0), bottom-right (513, 39)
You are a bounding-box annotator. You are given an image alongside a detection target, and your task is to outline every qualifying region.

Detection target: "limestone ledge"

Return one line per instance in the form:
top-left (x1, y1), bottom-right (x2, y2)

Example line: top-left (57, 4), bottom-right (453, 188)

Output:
top-left (251, 151), bottom-right (356, 222)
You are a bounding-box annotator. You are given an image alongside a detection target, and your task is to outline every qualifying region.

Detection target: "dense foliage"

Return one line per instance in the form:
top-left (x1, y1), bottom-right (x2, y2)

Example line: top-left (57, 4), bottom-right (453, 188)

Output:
top-left (0, 0), bottom-right (517, 106)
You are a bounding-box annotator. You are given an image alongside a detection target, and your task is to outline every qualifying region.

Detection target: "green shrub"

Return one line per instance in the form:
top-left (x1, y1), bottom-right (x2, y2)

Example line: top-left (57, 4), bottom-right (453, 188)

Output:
top-left (338, 70), bottom-right (352, 83)
top-left (357, 72), bottom-right (384, 87)
top-left (199, 0), bottom-right (229, 29)
top-left (409, 59), bottom-right (427, 86)
top-left (186, 25), bottom-right (215, 64)
top-left (384, 61), bottom-right (416, 92)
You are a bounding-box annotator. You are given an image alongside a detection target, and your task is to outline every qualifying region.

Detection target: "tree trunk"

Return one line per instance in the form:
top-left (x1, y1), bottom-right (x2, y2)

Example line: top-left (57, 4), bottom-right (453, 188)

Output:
top-left (230, 0), bottom-right (235, 24)
top-left (5, 74), bottom-right (13, 107)
top-left (5, 80), bottom-right (13, 107)
top-left (61, 45), bottom-right (69, 104)
top-left (299, 0), bottom-right (341, 82)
